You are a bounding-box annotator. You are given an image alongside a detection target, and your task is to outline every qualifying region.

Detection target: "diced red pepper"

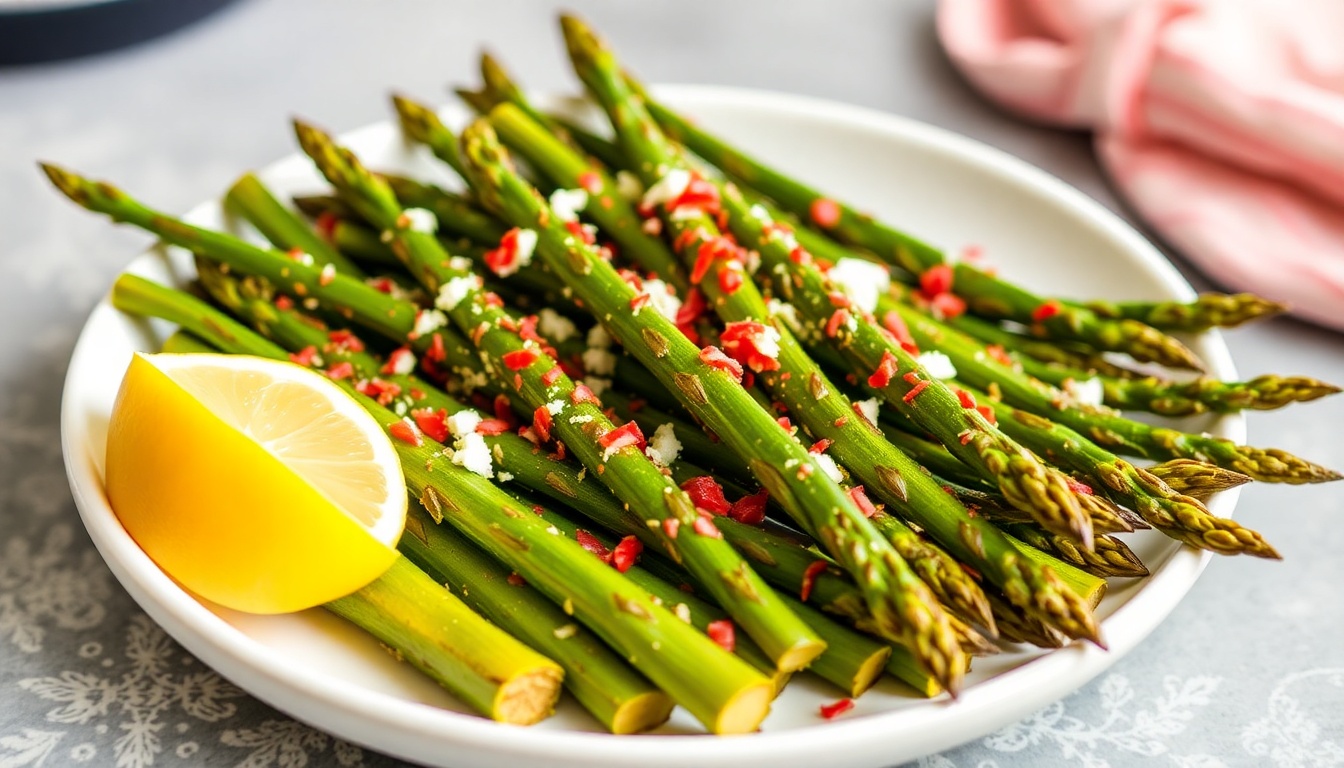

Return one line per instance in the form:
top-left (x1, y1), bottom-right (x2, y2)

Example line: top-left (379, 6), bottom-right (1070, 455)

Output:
top-left (919, 264), bottom-right (955, 297)
top-left (571, 383), bottom-right (601, 406)
top-left (692, 516), bottom-right (722, 539)
top-left (882, 310), bottom-right (919, 354)
top-left (424, 332), bottom-right (447, 363)
top-left (728, 488), bottom-right (768, 525)
top-left (868, 350), bottom-right (900, 388)
top-left (380, 346), bottom-right (416, 376)
top-left (826, 308), bottom-right (851, 339)
top-left (532, 405), bottom-right (554, 443)
top-left (629, 292), bottom-right (651, 313)
top-left (475, 418), bottom-right (510, 436)
top-left (484, 227), bottom-right (531, 275)
top-left (662, 518), bottom-right (680, 539)
top-left (819, 698), bottom-right (855, 720)
top-left (956, 389), bottom-right (978, 409)
top-left (274, 294), bottom-right (294, 311)
top-left (809, 438), bottom-right (833, 455)
top-left (1066, 477), bottom-right (1094, 496)
top-left (411, 408), bottom-right (450, 443)
top-left (680, 476), bottom-right (732, 515)
top-left (720, 321), bottom-right (781, 373)
top-left (576, 171), bottom-right (602, 194)
top-left (903, 380), bottom-right (931, 404)
top-left (976, 404), bottom-right (998, 425)
top-left (289, 345), bottom-right (319, 367)
top-left (930, 291), bottom-right (967, 319)
top-left (699, 345), bottom-right (744, 382)
top-left (502, 348), bottom-right (540, 371)
top-left (809, 197), bottom-right (841, 228)
top-left (357, 378), bottom-right (402, 406)
top-left (706, 619), bottom-right (736, 652)
top-left (388, 419), bottom-right (422, 447)
top-left (598, 421), bottom-right (646, 454)
top-left (1032, 300), bottom-right (1062, 322)
top-left (800, 560), bottom-right (828, 602)
top-left (848, 485), bottom-right (878, 518)
top-left (328, 329), bottom-right (365, 352)
top-left (611, 536), bottom-right (643, 573)
top-left (315, 211), bottom-right (340, 242)
top-left (985, 344), bottom-right (1013, 366)
top-left (325, 361), bottom-right (355, 381)
top-left (541, 366), bottom-right (564, 386)
top-left (575, 529), bottom-right (612, 562)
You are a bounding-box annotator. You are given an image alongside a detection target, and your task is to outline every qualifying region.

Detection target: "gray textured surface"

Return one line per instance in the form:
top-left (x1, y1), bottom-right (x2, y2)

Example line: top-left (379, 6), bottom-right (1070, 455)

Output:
top-left (2, 1), bottom-right (1341, 766)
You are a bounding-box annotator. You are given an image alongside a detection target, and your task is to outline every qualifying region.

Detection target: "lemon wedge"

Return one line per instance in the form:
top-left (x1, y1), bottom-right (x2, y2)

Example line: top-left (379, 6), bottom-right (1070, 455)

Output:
top-left (105, 352), bottom-right (406, 614)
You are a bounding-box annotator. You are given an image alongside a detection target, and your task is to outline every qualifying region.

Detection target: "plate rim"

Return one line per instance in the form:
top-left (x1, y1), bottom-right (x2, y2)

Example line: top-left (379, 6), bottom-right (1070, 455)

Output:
top-left (60, 83), bottom-right (1243, 768)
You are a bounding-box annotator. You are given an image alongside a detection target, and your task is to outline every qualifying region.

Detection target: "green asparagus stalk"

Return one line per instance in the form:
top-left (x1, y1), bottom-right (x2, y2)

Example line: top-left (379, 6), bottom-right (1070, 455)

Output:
top-left (1076, 293), bottom-right (1287, 331)
top-left (944, 311), bottom-right (1147, 380)
top-left (397, 515), bottom-right (675, 733)
top-left (379, 172), bottom-right (509, 245)
top-left (325, 556), bottom-right (565, 725)
top-left (290, 120), bottom-right (825, 674)
top-left (879, 294), bottom-right (1339, 484)
top-left (224, 172), bottom-right (365, 276)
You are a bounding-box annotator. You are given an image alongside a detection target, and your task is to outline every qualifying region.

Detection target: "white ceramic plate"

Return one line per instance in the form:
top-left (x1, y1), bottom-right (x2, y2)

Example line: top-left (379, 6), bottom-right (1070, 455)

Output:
top-left (61, 86), bottom-right (1244, 768)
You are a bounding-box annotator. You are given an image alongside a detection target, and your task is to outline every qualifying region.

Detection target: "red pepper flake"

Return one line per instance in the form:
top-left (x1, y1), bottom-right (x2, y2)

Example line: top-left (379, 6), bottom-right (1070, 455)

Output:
top-left (493, 395), bottom-right (517, 426)
top-left (410, 388), bottom-right (425, 400)
top-left (629, 292), bottom-right (651, 313)
top-left (532, 405), bottom-right (554, 443)
top-left (819, 698), bottom-right (855, 720)
top-left (327, 329), bottom-right (365, 352)
top-left (356, 378), bottom-right (402, 406)
top-left (549, 441), bottom-right (568, 462)
top-left (789, 246), bottom-right (813, 265)
top-left (611, 535), bottom-right (643, 573)
top-left (680, 476), bottom-right (732, 515)
top-left (575, 529), bottom-right (612, 563)
top-left (930, 291), bottom-right (967, 319)
top-left (690, 234), bottom-right (740, 284)
top-left (903, 380), bottom-right (931, 404)
top-left (809, 197), bottom-right (841, 228)
top-left (576, 170), bottom-right (602, 194)
top-left (662, 518), bottom-right (680, 539)
top-left (411, 408), bottom-right (450, 443)
top-left (825, 308), bottom-right (851, 339)
top-left (800, 560), bottom-right (828, 602)
top-left (475, 418), bottom-right (510, 436)
top-left (720, 321), bottom-right (781, 373)
top-left (976, 404), bottom-right (998, 425)
top-left (1066, 477), bottom-right (1094, 496)
top-left (956, 389), bottom-right (978, 409)
top-left (571, 384), bottom-right (601, 406)
top-left (903, 371), bottom-right (923, 385)
top-left (667, 175), bottom-right (722, 219)
top-left (288, 345), bottom-right (319, 367)
top-left (388, 419), bottom-right (422, 447)
top-left (776, 416), bottom-right (794, 433)
top-left (541, 365), bottom-right (564, 386)
top-left (699, 345), bottom-right (744, 383)
top-left (882, 310), bottom-right (919, 354)
top-left (274, 294), bottom-right (294, 311)
top-left (484, 227), bottom-right (531, 275)
top-left (368, 277), bottom-right (396, 294)
top-left (418, 332), bottom-right (444, 363)
top-left (325, 361), bottom-right (354, 381)
top-left (506, 572), bottom-right (527, 587)
top-left (959, 430), bottom-right (975, 445)
top-left (482, 292), bottom-right (505, 309)
top-left (809, 438), bottom-right (833, 455)
top-left (717, 263), bottom-right (744, 295)
top-left (692, 516), bottom-right (723, 539)
top-left (728, 488), bottom-right (768, 525)
top-left (502, 348), bottom-right (540, 371)
top-left (867, 350), bottom-right (899, 388)
top-left (598, 421), bottom-right (646, 455)
top-left (675, 287), bottom-right (706, 327)
top-left (380, 346), bottom-right (416, 376)
top-left (706, 619), bottom-right (736, 652)
top-left (834, 416), bottom-right (849, 428)
top-left (848, 485), bottom-right (878, 518)
top-left (919, 264), bottom-right (955, 297)
top-left (1032, 300), bottom-right (1062, 323)
top-left (985, 344), bottom-right (1013, 366)
top-left (315, 211), bottom-right (340, 242)
top-left (827, 291), bottom-right (852, 309)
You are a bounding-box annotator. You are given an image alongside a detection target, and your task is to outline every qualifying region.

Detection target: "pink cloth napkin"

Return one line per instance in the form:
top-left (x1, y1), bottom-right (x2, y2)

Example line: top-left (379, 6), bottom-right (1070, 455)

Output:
top-left (937, 0), bottom-right (1344, 331)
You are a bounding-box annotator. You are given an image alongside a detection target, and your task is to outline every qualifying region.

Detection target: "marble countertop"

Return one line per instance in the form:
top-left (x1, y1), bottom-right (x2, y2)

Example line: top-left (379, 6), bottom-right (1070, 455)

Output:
top-left (2, 1), bottom-right (1341, 766)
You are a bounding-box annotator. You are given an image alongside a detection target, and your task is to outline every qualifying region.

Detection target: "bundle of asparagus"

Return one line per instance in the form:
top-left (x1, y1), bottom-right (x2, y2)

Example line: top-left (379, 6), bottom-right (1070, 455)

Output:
top-left (44, 13), bottom-right (1339, 735)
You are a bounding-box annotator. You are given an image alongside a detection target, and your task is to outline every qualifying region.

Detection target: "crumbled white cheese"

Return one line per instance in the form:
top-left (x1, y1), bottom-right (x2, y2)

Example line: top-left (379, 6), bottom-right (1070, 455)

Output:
top-left (387, 349), bottom-right (417, 375)
top-left (412, 309), bottom-right (448, 337)
top-left (319, 262), bottom-right (337, 285)
top-left (493, 229), bottom-right (538, 278)
top-left (640, 168), bottom-right (691, 209)
top-left (548, 188), bottom-right (589, 222)
top-left (814, 453), bottom-right (845, 484)
top-left (497, 472), bottom-right (514, 482)
top-left (828, 257), bottom-right (891, 314)
top-left (582, 346), bottom-right (616, 376)
top-left (754, 325), bottom-right (782, 361)
top-left (748, 204), bottom-right (772, 222)
top-left (856, 397), bottom-right (880, 426)
top-left (673, 602), bottom-right (692, 623)
top-left (917, 351), bottom-right (958, 380)
top-left (445, 409), bottom-right (483, 438)
top-left (435, 275), bottom-right (479, 311)
top-left (448, 255), bottom-right (473, 272)
top-left (545, 399), bottom-right (565, 416)
top-left (403, 207), bottom-right (438, 233)
top-left (568, 413), bottom-right (595, 425)
top-left (768, 299), bottom-right (803, 334)
top-left (583, 376), bottom-right (612, 397)
top-left (644, 423), bottom-right (682, 467)
top-left (1066, 377), bottom-right (1105, 407)
top-left (616, 170), bottom-right (643, 201)
top-left (450, 432), bottom-right (494, 478)
top-left (586, 323), bottom-right (612, 350)
top-left (291, 250), bottom-right (315, 266)
top-left (538, 308), bottom-right (577, 343)
top-left (641, 279), bottom-right (683, 323)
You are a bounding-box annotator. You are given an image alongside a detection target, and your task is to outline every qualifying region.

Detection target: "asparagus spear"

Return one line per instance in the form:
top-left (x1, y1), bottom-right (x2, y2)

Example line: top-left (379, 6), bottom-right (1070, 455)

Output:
top-left (998, 524), bottom-right (1148, 578)
top-left (325, 556), bottom-right (565, 725)
top-left (396, 514), bottom-right (675, 733)
top-left (105, 276), bottom-right (775, 734)
top-left (944, 311), bottom-right (1148, 380)
top-left (379, 172), bottom-right (509, 245)
top-left (224, 172), bottom-right (365, 276)
top-left (1076, 293), bottom-right (1287, 331)
top-left (878, 294), bottom-right (1340, 484)
top-left (290, 120), bottom-right (825, 674)
top-left (1148, 459), bottom-right (1252, 501)
top-left (621, 78), bottom-right (1203, 370)
top-left (470, 81), bottom-right (966, 697)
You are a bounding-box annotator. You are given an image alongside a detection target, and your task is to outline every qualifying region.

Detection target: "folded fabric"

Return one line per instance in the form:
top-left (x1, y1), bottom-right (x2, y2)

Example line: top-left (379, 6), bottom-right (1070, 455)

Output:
top-left (937, 0), bottom-right (1344, 331)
